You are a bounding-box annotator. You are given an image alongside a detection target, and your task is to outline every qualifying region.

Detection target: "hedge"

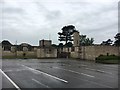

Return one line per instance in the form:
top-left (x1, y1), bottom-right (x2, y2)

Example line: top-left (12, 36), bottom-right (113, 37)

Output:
top-left (95, 55), bottom-right (120, 64)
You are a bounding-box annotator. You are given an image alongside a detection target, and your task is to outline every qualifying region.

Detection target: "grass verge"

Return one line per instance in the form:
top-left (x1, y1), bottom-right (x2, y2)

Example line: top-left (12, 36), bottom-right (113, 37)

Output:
top-left (95, 55), bottom-right (120, 64)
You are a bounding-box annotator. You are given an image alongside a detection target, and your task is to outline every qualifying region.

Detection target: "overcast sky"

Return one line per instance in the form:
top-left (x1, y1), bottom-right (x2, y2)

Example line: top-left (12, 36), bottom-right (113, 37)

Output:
top-left (0, 0), bottom-right (119, 45)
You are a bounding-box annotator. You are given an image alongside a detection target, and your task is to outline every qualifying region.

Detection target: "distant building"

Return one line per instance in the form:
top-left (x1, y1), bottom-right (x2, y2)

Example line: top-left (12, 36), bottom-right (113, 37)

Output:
top-left (58, 31), bottom-right (120, 60)
top-left (1, 39), bottom-right (57, 59)
top-left (39, 39), bottom-right (52, 47)
top-left (37, 40), bottom-right (57, 58)
top-left (19, 43), bottom-right (33, 51)
top-left (1, 31), bottom-right (120, 60)
top-left (73, 31), bottom-right (80, 47)
top-left (1, 40), bottom-right (12, 51)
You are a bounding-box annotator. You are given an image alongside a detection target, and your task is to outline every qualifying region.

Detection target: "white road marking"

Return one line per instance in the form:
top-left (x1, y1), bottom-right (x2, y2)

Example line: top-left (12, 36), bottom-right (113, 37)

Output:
top-left (21, 65), bottom-right (68, 83)
top-left (0, 69), bottom-right (21, 90)
top-left (73, 76), bottom-right (113, 88)
top-left (4, 69), bottom-right (26, 72)
top-left (80, 73), bottom-right (94, 78)
top-left (68, 64), bottom-right (113, 74)
top-left (85, 68), bottom-right (95, 71)
top-left (4, 70), bottom-right (13, 72)
top-left (16, 69), bottom-right (26, 72)
top-left (96, 70), bottom-right (105, 73)
top-left (32, 79), bottom-right (50, 88)
top-left (50, 67), bottom-right (112, 88)
top-left (96, 70), bottom-right (112, 74)
top-left (81, 64), bottom-right (87, 67)
top-left (53, 67), bottom-right (95, 78)
top-left (85, 68), bottom-right (112, 74)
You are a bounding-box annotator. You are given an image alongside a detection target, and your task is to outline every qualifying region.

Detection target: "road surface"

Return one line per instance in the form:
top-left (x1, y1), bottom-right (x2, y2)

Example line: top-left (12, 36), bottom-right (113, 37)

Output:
top-left (0, 59), bottom-right (118, 89)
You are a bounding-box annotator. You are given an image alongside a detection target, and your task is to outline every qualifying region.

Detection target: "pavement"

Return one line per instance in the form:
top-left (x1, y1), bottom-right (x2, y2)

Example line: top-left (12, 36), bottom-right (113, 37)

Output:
top-left (0, 59), bottom-right (118, 89)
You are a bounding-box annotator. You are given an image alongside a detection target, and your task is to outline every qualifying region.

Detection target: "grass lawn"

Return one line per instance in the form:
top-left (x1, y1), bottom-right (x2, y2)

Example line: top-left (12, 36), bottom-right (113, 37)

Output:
top-left (2, 55), bottom-right (37, 59)
top-left (95, 55), bottom-right (120, 64)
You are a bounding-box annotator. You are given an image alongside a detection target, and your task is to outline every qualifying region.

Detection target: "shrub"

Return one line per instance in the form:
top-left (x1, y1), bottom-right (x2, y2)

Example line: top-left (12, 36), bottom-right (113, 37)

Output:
top-left (95, 55), bottom-right (120, 64)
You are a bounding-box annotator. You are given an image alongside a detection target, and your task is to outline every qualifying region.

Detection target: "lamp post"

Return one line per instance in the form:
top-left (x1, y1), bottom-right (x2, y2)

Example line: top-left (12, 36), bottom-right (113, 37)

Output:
top-left (15, 40), bottom-right (17, 59)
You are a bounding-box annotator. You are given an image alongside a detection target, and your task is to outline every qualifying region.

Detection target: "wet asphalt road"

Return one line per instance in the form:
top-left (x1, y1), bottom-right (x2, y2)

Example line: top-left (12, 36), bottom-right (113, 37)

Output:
top-left (0, 59), bottom-right (118, 89)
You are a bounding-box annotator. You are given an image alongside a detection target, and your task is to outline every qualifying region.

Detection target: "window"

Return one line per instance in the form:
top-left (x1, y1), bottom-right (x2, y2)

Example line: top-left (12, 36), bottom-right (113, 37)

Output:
top-left (46, 49), bottom-right (52, 54)
top-left (71, 47), bottom-right (74, 52)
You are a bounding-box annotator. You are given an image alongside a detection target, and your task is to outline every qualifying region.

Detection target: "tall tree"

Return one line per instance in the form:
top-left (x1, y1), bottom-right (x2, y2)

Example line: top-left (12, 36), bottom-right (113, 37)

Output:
top-left (58, 25), bottom-right (77, 44)
top-left (64, 42), bottom-right (73, 47)
top-left (58, 43), bottom-right (64, 47)
top-left (80, 35), bottom-right (94, 46)
top-left (114, 33), bottom-right (120, 46)
top-left (101, 39), bottom-right (113, 45)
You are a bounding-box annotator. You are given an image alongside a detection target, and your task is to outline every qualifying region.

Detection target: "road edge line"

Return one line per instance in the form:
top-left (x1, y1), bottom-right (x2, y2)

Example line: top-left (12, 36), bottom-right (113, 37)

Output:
top-left (0, 69), bottom-right (21, 90)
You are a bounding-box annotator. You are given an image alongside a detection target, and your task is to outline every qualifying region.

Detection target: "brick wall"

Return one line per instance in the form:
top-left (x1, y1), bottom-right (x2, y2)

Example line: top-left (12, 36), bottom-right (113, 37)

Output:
top-left (69, 46), bottom-right (119, 60)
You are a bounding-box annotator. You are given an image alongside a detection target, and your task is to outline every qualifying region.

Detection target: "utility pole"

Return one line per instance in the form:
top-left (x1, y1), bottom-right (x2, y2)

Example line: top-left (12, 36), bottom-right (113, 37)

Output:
top-left (15, 40), bottom-right (17, 59)
top-left (49, 34), bottom-right (51, 40)
top-left (83, 45), bottom-right (85, 60)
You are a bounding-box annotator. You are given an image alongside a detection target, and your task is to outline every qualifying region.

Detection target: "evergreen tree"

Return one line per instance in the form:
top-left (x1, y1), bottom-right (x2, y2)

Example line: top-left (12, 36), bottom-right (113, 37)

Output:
top-left (58, 25), bottom-right (77, 44)
top-left (114, 33), bottom-right (120, 46)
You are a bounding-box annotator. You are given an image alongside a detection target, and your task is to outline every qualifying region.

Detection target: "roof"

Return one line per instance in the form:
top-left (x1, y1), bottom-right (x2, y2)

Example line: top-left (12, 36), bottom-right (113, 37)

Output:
top-left (1, 40), bottom-right (12, 46)
top-left (20, 43), bottom-right (31, 46)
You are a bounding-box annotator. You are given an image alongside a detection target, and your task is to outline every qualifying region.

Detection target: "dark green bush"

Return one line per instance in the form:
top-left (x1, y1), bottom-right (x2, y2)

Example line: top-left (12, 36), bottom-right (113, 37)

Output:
top-left (95, 55), bottom-right (120, 64)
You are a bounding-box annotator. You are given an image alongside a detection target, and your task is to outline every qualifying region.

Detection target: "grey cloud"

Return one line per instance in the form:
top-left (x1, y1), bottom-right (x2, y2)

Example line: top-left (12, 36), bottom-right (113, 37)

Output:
top-left (84, 23), bottom-right (117, 33)
top-left (45, 10), bottom-right (62, 20)
top-left (1, 0), bottom-right (118, 45)
top-left (34, 1), bottom-right (48, 12)
top-left (2, 7), bottom-right (24, 14)
top-left (35, 1), bottom-right (62, 20)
